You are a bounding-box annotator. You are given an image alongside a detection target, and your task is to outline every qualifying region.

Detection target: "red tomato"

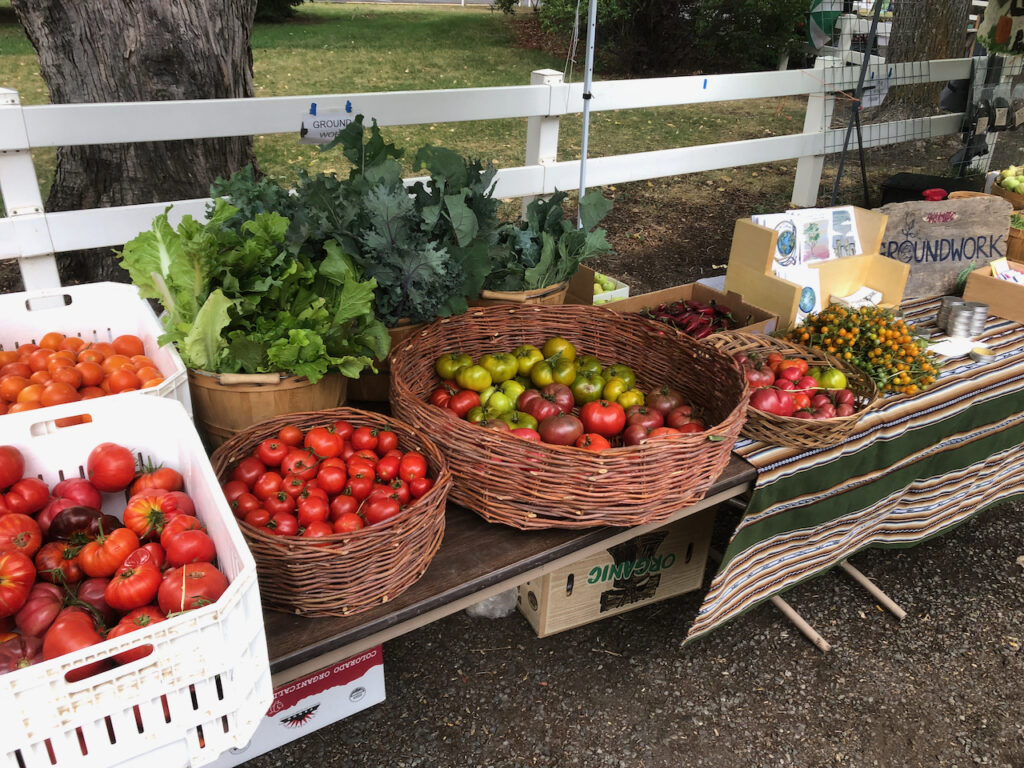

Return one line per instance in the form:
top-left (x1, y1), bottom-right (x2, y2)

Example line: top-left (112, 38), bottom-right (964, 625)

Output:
top-left (428, 385), bottom-right (454, 408)
top-left (157, 562), bottom-right (229, 614)
top-left (332, 512), bottom-right (365, 533)
top-left (140, 542), bottom-right (166, 570)
top-left (388, 478), bottom-right (412, 506)
top-left (0, 446), bottom-right (24, 492)
top-left (232, 492), bottom-right (261, 517)
top-left (78, 526), bottom-right (140, 578)
top-left (279, 473), bottom-right (308, 499)
top-left (107, 605), bottom-right (166, 665)
top-left (409, 476), bottom-right (435, 498)
top-left (221, 480), bottom-right (248, 506)
top-left (277, 425), bottom-right (304, 447)
top-left (34, 541), bottom-right (82, 585)
top-left (398, 452), bottom-right (428, 483)
top-left (256, 438), bottom-right (289, 468)
top-left (42, 607), bottom-right (108, 681)
top-left (304, 427), bottom-right (343, 459)
top-left (105, 548), bottom-right (162, 612)
top-left (301, 521), bottom-right (334, 539)
top-left (164, 529), bottom-right (216, 567)
top-left (362, 496), bottom-right (401, 525)
top-left (159, 515), bottom-right (206, 550)
top-left (448, 389), bottom-right (480, 418)
top-left (264, 491), bottom-right (296, 516)
top-left (0, 513), bottom-right (43, 558)
top-left (0, 550), bottom-right (36, 618)
top-left (129, 465), bottom-right (184, 496)
top-left (345, 472), bottom-right (373, 501)
top-left (297, 496), bottom-right (330, 527)
top-left (376, 430), bottom-right (398, 455)
top-left (647, 427), bottom-right (682, 440)
top-left (243, 508), bottom-right (271, 528)
top-left (14, 582), bottom-right (62, 637)
top-left (332, 420), bottom-right (354, 441)
top-left (350, 426), bottom-right (379, 452)
top-left (316, 465), bottom-right (347, 496)
top-left (575, 433), bottom-right (612, 451)
top-left (0, 635), bottom-right (43, 674)
top-left (329, 493), bottom-right (359, 521)
top-left (87, 442), bottom-right (137, 493)
top-left (281, 449), bottom-right (318, 481)
top-left (375, 455), bottom-right (400, 483)
top-left (4, 477), bottom-right (50, 516)
top-left (252, 471), bottom-right (283, 500)
top-left (51, 477), bottom-right (102, 509)
top-left (268, 512), bottom-right (299, 537)
top-left (230, 456), bottom-right (266, 487)
top-left (579, 400), bottom-right (626, 438)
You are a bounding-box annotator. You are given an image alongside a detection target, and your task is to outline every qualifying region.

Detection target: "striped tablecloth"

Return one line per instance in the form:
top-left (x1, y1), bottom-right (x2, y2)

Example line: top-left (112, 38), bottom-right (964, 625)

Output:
top-left (687, 296), bottom-right (1024, 642)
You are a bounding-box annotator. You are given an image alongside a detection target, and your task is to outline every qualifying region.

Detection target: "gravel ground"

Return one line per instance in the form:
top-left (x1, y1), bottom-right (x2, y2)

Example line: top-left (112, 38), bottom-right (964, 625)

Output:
top-left (246, 497), bottom-right (1024, 768)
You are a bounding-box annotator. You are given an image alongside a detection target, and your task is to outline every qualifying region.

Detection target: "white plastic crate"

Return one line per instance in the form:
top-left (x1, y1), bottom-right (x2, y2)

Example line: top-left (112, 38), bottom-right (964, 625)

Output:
top-left (0, 395), bottom-right (271, 768)
top-left (0, 282), bottom-right (192, 417)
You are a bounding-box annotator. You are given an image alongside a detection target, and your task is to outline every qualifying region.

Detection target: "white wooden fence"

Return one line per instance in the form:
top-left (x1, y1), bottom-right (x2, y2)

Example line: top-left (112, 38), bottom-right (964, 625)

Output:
top-left (0, 57), bottom-right (978, 292)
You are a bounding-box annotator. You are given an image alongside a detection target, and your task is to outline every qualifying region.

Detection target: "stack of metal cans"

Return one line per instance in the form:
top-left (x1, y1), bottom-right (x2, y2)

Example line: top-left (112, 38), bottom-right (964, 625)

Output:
top-left (937, 297), bottom-right (988, 338)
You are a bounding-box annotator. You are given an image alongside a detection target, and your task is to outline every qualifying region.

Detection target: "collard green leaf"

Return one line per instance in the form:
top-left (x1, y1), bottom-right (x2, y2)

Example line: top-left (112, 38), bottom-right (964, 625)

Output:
top-left (443, 192), bottom-right (479, 248)
top-left (579, 189), bottom-right (614, 232)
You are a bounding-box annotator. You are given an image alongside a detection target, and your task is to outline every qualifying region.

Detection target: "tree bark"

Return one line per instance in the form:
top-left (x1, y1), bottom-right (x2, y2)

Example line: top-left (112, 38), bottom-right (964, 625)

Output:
top-left (881, 0), bottom-right (971, 115)
top-left (11, 0), bottom-right (259, 284)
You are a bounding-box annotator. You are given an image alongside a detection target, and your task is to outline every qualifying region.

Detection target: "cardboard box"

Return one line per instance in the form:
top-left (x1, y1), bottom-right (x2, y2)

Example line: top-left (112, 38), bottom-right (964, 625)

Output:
top-left (567, 265), bottom-right (630, 305)
top-left (517, 509), bottom-right (714, 637)
top-left (963, 255), bottom-right (1024, 324)
top-left (207, 646), bottom-right (386, 768)
top-left (724, 207), bottom-right (909, 330)
top-left (601, 282), bottom-right (777, 335)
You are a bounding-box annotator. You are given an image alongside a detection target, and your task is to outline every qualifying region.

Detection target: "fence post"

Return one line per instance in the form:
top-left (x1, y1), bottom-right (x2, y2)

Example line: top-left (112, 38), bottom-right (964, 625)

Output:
top-left (791, 57), bottom-right (837, 207)
top-left (0, 88), bottom-right (61, 291)
top-left (522, 68), bottom-right (563, 216)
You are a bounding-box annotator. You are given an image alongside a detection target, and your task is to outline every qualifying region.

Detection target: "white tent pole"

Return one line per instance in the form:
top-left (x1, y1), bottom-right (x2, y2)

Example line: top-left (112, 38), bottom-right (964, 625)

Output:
top-left (577, 0), bottom-right (598, 228)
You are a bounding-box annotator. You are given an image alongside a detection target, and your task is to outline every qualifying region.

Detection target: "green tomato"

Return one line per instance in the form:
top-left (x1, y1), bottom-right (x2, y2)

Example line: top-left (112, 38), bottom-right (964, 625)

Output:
top-left (514, 345), bottom-right (545, 377)
top-left (499, 410), bottom-right (539, 431)
top-left (576, 355), bottom-right (604, 376)
top-left (479, 352), bottom-right (518, 384)
top-left (602, 364), bottom-right (636, 390)
top-left (500, 379), bottom-right (526, 403)
top-left (542, 337), bottom-right (577, 363)
top-left (436, 352), bottom-right (473, 381)
top-left (484, 391), bottom-right (513, 416)
top-left (817, 367), bottom-right (848, 390)
top-left (571, 372), bottom-right (605, 404)
top-left (466, 406), bottom-right (486, 424)
top-left (552, 359), bottom-right (578, 386)
top-left (455, 364), bottom-right (493, 392)
top-left (617, 388), bottom-right (645, 408)
top-left (530, 361), bottom-right (554, 387)
top-left (514, 374), bottom-right (532, 389)
top-left (602, 376), bottom-right (629, 402)
top-left (478, 386), bottom-right (498, 406)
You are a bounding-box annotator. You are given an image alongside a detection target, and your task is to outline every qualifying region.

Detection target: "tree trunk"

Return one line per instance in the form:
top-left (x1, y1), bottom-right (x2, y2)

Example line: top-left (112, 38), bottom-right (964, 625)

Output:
top-left (11, 0), bottom-right (259, 284)
top-left (882, 0), bottom-right (971, 116)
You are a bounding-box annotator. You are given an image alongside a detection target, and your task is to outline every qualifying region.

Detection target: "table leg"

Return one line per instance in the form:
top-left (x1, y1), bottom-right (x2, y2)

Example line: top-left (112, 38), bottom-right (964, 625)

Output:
top-left (839, 560), bottom-right (907, 620)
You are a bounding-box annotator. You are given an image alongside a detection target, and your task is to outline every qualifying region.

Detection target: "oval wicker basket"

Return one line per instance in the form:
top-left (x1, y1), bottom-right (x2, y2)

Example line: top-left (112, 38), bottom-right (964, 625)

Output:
top-left (704, 331), bottom-right (879, 450)
top-left (209, 408), bottom-right (451, 617)
top-left (389, 304), bottom-right (748, 530)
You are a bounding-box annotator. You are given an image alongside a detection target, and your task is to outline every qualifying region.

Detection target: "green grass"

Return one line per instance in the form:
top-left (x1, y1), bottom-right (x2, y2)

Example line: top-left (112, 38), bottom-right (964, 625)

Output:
top-left (0, 2), bottom-right (805, 201)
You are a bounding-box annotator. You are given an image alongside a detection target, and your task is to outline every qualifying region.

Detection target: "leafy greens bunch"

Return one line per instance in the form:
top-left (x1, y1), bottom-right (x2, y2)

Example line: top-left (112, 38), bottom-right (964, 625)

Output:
top-left (212, 116), bottom-right (500, 327)
top-left (484, 189), bottom-right (614, 292)
top-left (118, 199), bottom-right (389, 383)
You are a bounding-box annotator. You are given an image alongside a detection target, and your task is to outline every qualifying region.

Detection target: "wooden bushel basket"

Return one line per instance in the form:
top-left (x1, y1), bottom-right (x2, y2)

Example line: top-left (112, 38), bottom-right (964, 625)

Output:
top-left (704, 332), bottom-right (878, 450)
top-left (469, 280), bottom-right (570, 308)
top-left (187, 370), bottom-right (347, 448)
top-left (389, 304), bottom-right (749, 530)
top-left (210, 408), bottom-right (451, 617)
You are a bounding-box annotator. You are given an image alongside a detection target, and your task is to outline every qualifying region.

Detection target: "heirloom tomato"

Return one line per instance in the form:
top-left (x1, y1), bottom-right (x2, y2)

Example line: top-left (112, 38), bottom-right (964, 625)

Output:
top-left (52, 477), bottom-right (102, 509)
top-left (455, 365), bottom-right (492, 393)
top-left (43, 607), bottom-right (107, 681)
top-left (579, 400), bottom-right (626, 438)
top-left (0, 513), bottom-right (42, 558)
top-left (14, 582), bottom-right (62, 636)
top-left (0, 635), bottom-right (42, 674)
top-left (0, 550), bottom-right (36, 617)
top-left (541, 337), bottom-right (576, 362)
top-left (435, 352), bottom-right (473, 381)
top-left (86, 442), bottom-right (136, 492)
top-left (78, 526), bottom-right (140, 578)
top-left (537, 413), bottom-right (584, 446)
top-left (448, 390), bottom-right (480, 419)
top-left (513, 345), bottom-right (544, 377)
top-left (34, 541), bottom-right (82, 585)
top-left (129, 464), bottom-right (183, 496)
top-left (479, 353), bottom-right (518, 384)
top-left (164, 529), bottom-right (216, 567)
top-left (107, 606), bottom-right (166, 665)
top-left (105, 548), bottom-right (162, 612)
top-left (4, 477), bottom-right (49, 516)
top-left (157, 562), bottom-right (229, 614)
top-left (0, 446), bottom-right (25, 491)
top-left (575, 433), bottom-right (612, 452)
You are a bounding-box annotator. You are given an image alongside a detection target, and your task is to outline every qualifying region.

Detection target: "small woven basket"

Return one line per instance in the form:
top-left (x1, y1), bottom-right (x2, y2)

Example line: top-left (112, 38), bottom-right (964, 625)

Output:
top-left (389, 304), bottom-right (748, 530)
top-left (209, 408), bottom-right (451, 617)
top-left (704, 331), bottom-right (878, 450)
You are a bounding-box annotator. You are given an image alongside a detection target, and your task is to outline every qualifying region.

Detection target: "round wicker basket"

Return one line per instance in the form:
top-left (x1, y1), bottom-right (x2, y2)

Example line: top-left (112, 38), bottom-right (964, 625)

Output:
top-left (389, 304), bottom-right (748, 530)
top-left (704, 331), bottom-right (879, 450)
top-left (209, 408), bottom-right (451, 617)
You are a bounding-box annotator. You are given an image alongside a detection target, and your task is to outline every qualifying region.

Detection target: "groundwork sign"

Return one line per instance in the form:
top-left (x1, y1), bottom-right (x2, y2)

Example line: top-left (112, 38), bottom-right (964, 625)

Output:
top-left (878, 196), bottom-right (1013, 298)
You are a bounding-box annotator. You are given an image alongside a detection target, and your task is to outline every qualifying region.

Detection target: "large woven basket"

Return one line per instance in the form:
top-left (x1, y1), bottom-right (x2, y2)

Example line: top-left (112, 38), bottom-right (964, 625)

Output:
top-left (389, 304), bottom-right (748, 530)
top-left (704, 331), bottom-right (878, 450)
top-left (209, 408), bottom-right (451, 617)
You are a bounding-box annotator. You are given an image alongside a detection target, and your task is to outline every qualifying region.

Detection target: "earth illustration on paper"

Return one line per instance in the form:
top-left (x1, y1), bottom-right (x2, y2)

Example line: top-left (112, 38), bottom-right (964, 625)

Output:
top-left (799, 286), bottom-right (817, 313)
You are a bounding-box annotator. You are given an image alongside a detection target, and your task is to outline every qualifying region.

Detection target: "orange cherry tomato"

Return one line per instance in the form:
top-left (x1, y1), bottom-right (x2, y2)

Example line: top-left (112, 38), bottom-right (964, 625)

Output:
top-left (40, 381), bottom-right (80, 407)
top-left (75, 361), bottom-right (104, 387)
top-left (0, 362), bottom-right (32, 379)
top-left (26, 348), bottom-right (54, 373)
top-left (16, 343), bottom-right (39, 358)
top-left (107, 368), bottom-right (141, 393)
top-left (79, 386), bottom-right (106, 400)
top-left (77, 348), bottom-right (106, 364)
top-left (29, 370), bottom-right (52, 387)
top-left (17, 384), bottom-right (43, 404)
top-left (51, 366), bottom-right (83, 390)
top-left (38, 332), bottom-right (65, 351)
top-left (0, 351), bottom-right (17, 367)
top-left (59, 336), bottom-right (87, 354)
top-left (0, 375), bottom-right (29, 402)
top-left (140, 377), bottom-right (165, 389)
top-left (7, 402), bottom-right (40, 413)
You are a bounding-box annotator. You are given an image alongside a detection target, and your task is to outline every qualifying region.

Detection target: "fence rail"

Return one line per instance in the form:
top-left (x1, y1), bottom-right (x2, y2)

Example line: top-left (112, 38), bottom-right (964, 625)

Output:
top-left (0, 55), bottom-right (980, 291)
